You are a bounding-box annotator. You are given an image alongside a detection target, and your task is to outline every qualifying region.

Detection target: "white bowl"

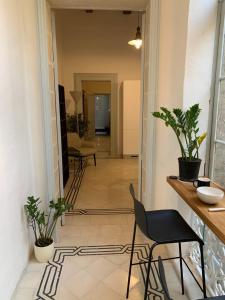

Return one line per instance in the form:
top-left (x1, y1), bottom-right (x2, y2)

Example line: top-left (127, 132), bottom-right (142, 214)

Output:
top-left (197, 187), bottom-right (224, 205)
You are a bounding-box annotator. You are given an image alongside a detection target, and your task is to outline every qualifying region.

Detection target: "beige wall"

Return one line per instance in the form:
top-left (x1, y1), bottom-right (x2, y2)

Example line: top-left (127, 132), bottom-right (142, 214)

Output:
top-left (54, 10), bottom-right (141, 153)
top-left (82, 80), bottom-right (111, 94)
top-left (122, 80), bottom-right (140, 155)
top-left (0, 0), bottom-right (48, 298)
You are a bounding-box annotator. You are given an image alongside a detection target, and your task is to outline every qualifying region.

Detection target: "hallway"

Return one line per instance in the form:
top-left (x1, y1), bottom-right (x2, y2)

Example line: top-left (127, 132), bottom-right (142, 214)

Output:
top-left (1, 0), bottom-right (222, 299)
top-left (13, 159), bottom-right (201, 300)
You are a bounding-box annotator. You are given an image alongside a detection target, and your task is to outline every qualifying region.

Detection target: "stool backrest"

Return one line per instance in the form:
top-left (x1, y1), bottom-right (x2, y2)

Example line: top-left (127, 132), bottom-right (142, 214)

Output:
top-left (158, 256), bottom-right (173, 300)
top-left (129, 183), bottom-right (148, 237)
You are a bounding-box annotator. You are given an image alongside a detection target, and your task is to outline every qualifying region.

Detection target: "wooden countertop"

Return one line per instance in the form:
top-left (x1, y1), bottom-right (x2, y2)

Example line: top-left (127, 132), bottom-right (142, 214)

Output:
top-left (167, 177), bottom-right (225, 244)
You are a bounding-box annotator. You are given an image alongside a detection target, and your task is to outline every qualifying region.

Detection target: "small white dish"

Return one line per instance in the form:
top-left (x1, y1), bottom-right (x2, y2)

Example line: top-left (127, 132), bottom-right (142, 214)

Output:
top-left (197, 186), bottom-right (224, 205)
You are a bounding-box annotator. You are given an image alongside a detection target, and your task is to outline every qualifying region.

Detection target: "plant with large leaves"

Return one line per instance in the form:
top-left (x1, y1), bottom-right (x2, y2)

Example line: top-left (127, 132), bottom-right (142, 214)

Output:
top-left (152, 104), bottom-right (207, 181)
top-left (25, 197), bottom-right (71, 247)
top-left (152, 104), bottom-right (206, 160)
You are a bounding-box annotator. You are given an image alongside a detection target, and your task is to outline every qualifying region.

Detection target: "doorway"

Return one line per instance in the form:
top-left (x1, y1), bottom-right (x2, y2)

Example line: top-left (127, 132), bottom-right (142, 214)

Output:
top-left (82, 80), bottom-right (111, 157)
top-left (74, 73), bottom-right (118, 157)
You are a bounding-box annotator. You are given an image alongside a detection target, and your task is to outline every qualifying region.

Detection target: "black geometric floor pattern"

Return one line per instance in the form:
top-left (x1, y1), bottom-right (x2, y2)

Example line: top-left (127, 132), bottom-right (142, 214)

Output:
top-left (36, 244), bottom-right (165, 300)
top-left (66, 208), bottom-right (134, 215)
top-left (66, 159), bottom-right (87, 209)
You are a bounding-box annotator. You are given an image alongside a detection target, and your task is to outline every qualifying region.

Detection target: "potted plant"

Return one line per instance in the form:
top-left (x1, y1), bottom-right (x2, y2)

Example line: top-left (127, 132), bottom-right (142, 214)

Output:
top-left (25, 196), bottom-right (71, 262)
top-left (152, 104), bottom-right (207, 181)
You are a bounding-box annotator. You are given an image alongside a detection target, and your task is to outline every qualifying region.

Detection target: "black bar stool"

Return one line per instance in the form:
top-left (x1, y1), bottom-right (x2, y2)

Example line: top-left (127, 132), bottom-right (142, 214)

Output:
top-left (158, 256), bottom-right (225, 300)
top-left (126, 183), bottom-right (206, 300)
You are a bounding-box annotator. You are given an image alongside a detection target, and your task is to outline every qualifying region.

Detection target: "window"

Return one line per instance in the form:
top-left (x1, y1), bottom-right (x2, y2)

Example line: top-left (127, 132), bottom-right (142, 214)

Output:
top-left (209, 1), bottom-right (225, 187)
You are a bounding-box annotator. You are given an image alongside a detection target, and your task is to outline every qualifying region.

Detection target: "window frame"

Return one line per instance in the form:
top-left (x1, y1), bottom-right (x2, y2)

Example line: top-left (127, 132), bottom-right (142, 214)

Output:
top-left (206, 0), bottom-right (225, 180)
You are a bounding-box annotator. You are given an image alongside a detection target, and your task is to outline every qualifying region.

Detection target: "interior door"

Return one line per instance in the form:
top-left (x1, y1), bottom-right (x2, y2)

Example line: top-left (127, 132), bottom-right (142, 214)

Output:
top-left (58, 85), bottom-right (69, 187)
top-left (87, 94), bottom-right (95, 138)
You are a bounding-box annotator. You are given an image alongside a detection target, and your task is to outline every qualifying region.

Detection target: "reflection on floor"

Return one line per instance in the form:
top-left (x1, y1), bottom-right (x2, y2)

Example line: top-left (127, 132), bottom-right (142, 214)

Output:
top-left (13, 159), bottom-right (202, 300)
top-left (95, 136), bottom-right (110, 158)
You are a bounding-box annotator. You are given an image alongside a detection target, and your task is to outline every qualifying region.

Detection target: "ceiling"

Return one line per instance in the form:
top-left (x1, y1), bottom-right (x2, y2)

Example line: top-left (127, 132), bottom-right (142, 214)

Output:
top-left (49, 0), bottom-right (147, 11)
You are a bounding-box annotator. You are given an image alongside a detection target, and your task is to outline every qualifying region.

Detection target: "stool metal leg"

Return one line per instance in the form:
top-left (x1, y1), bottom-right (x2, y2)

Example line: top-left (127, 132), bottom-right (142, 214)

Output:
top-left (178, 242), bottom-right (184, 294)
top-left (126, 221), bottom-right (137, 298)
top-left (199, 243), bottom-right (207, 298)
top-left (144, 243), bottom-right (157, 300)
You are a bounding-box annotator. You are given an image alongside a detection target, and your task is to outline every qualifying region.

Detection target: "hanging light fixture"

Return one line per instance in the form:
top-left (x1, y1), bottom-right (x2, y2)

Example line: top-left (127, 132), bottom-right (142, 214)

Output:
top-left (128, 12), bottom-right (142, 49)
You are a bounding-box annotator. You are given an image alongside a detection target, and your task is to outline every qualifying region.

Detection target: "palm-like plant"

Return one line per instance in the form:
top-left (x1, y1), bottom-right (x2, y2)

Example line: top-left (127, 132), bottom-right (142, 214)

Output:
top-left (152, 104), bottom-right (206, 160)
top-left (25, 197), bottom-right (71, 247)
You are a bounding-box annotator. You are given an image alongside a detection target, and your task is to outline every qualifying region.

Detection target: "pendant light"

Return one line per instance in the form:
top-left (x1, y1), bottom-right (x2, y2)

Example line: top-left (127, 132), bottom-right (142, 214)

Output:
top-left (128, 12), bottom-right (142, 49)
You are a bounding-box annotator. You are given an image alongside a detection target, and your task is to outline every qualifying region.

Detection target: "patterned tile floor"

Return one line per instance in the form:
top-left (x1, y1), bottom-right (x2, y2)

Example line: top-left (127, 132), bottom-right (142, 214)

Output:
top-left (13, 159), bottom-right (202, 300)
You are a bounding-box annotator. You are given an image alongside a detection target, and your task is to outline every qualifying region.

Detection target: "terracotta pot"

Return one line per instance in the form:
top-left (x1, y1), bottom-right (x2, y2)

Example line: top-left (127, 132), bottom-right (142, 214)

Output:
top-left (34, 240), bottom-right (54, 263)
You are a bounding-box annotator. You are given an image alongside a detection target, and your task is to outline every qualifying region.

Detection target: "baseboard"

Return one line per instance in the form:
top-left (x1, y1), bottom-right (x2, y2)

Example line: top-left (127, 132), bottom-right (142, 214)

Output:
top-left (123, 154), bottom-right (139, 159)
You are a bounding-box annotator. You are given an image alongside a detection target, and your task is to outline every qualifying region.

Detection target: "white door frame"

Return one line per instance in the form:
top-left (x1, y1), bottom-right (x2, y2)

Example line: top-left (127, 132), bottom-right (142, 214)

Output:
top-left (138, 0), bottom-right (160, 209)
top-left (36, 0), bottom-right (64, 201)
top-left (206, 0), bottom-right (225, 179)
top-left (37, 0), bottom-right (159, 208)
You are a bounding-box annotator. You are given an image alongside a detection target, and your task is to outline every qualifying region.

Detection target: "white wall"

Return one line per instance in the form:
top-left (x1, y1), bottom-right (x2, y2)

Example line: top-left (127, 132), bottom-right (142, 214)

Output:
top-left (140, 0), bottom-right (218, 281)
top-left (54, 10), bottom-right (141, 111)
top-left (178, 0), bottom-right (218, 219)
top-left (153, 0), bottom-right (190, 210)
top-left (183, 0), bottom-right (218, 169)
top-left (0, 0), bottom-right (48, 298)
top-left (148, 0), bottom-right (218, 212)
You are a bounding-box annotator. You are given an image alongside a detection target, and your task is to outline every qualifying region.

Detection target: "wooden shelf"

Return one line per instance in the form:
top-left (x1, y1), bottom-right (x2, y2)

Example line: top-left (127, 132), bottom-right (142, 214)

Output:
top-left (167, 177), bottom-right (225, 244)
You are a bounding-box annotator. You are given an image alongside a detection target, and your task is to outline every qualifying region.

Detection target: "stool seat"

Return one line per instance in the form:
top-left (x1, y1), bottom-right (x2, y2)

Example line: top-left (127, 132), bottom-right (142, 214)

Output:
top-left (147, 209), bottom-right (202, 244)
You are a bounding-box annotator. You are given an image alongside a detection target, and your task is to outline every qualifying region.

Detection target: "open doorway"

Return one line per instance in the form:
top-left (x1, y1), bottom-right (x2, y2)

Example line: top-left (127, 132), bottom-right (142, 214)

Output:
top-left (82, 80), bottom-right (111, 157)
top-left (54, 9), bottom-right (141, 209)
top-left (73, 73), bottom-right (118, 158)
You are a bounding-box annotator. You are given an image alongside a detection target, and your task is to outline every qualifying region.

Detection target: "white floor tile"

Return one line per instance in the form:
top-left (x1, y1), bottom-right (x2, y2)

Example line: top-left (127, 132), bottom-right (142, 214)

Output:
top-left (87, 257), bottom-right (117, 281)
top-left (63, 269), bottom-right (98, 298)
top-left (12, 288), bottom-right (35, 300)
top-left (103, 268), bottom-right (139, 296)
top-left (17, 271), bottom-right (42, 289)
top-left (81, 282), bottom-right (123, 300)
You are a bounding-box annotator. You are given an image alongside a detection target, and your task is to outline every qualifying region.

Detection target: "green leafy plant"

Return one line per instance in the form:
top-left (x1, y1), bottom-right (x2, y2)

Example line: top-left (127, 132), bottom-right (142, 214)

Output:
top-left (77, 113), bottom-right (89, 138)
top-left (25, 197), bottom-right (71, 247)
top-left (66, 114), bottom-right (77, 132)
top-left (152, 104), bottom-right (206, 160)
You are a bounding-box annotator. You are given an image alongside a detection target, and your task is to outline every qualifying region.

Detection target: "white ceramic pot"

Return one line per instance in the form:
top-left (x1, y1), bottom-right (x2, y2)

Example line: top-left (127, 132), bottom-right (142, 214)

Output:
top-left (34, 241), bottom-right (54, 263)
